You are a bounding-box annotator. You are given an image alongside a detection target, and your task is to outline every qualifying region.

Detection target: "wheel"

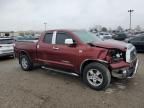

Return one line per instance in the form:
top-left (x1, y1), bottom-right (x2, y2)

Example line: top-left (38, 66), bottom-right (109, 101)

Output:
top-left (20, 55), bottom-right (33, 71)
top-left (83, 62), bottom-right (111, 90)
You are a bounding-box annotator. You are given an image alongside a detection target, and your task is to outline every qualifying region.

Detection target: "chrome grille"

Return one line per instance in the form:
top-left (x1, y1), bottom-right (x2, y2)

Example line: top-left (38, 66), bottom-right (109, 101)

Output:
top-left (130, 48), bottom-right (136, 61)
top-left (126, 44), bottom-right (136, 63)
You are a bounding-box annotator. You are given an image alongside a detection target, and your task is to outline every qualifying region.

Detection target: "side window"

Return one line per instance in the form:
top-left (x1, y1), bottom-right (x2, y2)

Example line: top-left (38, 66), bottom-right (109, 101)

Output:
top-left (43, 33), bottom-right (53, 44)
top-left (56, 33), bottom-right (73, 45)
top-left (131, 36), bottom-right (143, 41)
top-left (141, 36), bottom-right (144, 41)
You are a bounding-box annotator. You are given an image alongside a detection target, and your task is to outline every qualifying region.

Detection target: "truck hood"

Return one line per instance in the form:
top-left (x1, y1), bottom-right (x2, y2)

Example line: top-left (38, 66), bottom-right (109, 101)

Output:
top-left (92, 40), bottom-right (131, 50)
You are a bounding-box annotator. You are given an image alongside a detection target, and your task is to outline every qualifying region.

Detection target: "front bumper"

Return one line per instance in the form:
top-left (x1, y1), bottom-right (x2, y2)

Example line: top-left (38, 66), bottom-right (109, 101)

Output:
top-left (111, 59), bottom-right (139, 79)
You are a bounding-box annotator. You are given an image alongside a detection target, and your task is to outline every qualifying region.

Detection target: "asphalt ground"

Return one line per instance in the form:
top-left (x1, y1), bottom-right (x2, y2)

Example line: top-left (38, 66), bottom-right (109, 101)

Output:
top-left (0, 54), bottom-right (144, 108)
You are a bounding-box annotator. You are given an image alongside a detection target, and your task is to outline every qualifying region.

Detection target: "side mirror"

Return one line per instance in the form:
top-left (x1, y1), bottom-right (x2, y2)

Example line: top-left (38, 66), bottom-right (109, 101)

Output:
top-left (65, 39), bottom-right (74, 45)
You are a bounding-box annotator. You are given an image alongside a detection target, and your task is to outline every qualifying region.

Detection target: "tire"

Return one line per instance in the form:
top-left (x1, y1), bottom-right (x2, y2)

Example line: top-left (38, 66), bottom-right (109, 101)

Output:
top-left (83, 62), bottom-right (111, 90)
top-left (19, 55), bottom-right (33, 71)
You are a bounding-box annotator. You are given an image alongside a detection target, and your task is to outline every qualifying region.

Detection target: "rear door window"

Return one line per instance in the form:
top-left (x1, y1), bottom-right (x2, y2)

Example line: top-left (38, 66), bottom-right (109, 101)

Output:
top-left (43, 33), bottom-right (53, 44)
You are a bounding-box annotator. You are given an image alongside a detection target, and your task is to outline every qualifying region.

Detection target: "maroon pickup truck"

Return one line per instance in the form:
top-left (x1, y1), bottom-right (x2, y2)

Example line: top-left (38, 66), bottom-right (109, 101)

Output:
top-left (14, 30), bottom-right (139, 90)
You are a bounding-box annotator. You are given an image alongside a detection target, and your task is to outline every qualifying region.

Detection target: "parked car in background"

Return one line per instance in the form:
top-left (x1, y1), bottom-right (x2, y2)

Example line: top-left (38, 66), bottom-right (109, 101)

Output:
top-left (96, 32), bottom-right (113, 40)
top-left (13, 36), bottom-right (26, 41)
top-left (113, 33), bottom-right (127, 41)
top-left (34, 34), bottom-right (41, 39)
top-left (125, 35), bottom-right (144, 52)
top-left (13, 35), bottom-right (39, 42)
top-left (15, 30), bottom-right (138, 90)
top-left (0, 38), bottom-right (15, 57)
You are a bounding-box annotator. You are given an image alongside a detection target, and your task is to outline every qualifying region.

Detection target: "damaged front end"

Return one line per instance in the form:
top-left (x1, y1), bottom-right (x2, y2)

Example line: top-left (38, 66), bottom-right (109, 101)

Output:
top-left (111, 59), bottom-right (138, 79)
top-left (107, 44), bottom-right (139, 79)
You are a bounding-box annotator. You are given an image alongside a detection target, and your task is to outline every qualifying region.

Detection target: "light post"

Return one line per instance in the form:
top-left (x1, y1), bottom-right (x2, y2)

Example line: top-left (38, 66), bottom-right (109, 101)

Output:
top-left (44, 22), bottom-right (47, 32)
top-left (128, 9), bottom-right (134, 31)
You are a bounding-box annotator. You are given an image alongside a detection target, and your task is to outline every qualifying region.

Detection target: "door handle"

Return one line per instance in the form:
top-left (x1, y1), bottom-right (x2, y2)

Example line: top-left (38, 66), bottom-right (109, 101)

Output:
top-left (53, 46), bottom-right (59, 50)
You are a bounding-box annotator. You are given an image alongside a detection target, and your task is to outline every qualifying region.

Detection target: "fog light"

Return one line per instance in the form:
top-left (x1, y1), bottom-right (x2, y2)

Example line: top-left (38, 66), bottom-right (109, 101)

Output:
top-left (122, 70), bottom-right (127, 77)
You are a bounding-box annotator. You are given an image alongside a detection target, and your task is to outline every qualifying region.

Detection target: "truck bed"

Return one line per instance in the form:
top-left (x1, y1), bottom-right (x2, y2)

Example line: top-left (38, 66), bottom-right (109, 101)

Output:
top-left (14, 40), bottom-right (38, 62)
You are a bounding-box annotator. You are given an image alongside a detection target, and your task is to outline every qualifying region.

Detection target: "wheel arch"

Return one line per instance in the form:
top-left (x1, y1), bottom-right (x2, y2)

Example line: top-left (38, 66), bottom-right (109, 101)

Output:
top-left (80, 59), bottom-right (109, 76)
top-left (19, 50), bottom-right (32, 64)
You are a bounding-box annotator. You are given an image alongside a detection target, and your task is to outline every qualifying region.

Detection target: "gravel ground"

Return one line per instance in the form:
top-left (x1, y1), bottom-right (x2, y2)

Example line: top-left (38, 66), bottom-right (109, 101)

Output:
top-left (0, 54), bottom-right (144, 108)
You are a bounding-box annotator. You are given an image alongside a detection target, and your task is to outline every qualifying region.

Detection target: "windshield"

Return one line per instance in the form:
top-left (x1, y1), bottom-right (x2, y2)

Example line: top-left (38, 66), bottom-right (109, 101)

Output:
top-left (0, 39), bottom-right (14, 44)
top-left (72, 31), bottom-right (102, 43)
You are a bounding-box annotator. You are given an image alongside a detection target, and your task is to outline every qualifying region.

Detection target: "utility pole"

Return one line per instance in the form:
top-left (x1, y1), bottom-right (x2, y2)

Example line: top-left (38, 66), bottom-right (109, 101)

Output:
top-left (128, 9), bottom-right (134, 31)
top-left (44, 22), bottom-right (47, 32)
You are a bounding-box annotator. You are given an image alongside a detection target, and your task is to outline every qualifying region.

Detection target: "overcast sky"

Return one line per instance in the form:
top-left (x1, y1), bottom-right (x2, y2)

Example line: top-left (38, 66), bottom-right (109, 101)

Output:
top-left (0, 0), bottom-right (144, 31)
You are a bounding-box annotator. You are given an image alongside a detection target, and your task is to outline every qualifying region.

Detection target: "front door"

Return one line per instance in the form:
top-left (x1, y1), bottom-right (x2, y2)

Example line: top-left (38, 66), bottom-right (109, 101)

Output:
top-left (51, 32), bottom-right (79, 71)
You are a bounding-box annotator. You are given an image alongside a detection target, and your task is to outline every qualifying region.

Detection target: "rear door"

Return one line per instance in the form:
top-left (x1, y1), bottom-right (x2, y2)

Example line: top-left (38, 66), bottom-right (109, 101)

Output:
top-left (37, 32), bottom-right (56, 65)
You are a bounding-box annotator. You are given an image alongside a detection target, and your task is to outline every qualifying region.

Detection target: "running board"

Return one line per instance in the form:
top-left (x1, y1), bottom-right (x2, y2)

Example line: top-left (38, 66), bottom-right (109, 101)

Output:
top-left (41, 66), bottom-right (79, 77)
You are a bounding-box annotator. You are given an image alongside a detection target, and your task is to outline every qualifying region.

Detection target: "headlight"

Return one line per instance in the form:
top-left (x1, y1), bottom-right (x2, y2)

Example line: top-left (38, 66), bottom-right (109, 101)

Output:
top-left (116, 53), bottom-right (121, 58)
top-left (109, 49), bottom-right (125, 62)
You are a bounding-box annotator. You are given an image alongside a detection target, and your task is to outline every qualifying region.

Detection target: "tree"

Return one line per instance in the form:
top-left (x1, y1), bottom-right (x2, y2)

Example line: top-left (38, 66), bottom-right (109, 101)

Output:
top-left (89, 25), bottom-right (99, 33)
top-left (101, 27), bottom-right (107, 32)
top-left (89, 25), bottom-right (103, 32)
top-left (135, 25), bottom-right (141, 32)
top-left (95, 25), bottom-right (102, 31)
top-left (19, 32), bottom-right (24, 36)
top-left (89, 28), bottom-right (98, 33)
top-left (117, 26), bottom-right (123, 32)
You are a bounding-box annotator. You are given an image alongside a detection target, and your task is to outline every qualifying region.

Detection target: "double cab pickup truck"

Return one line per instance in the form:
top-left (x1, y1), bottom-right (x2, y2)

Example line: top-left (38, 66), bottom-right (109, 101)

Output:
top-left (14, 30), bottom-right (139, 90)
